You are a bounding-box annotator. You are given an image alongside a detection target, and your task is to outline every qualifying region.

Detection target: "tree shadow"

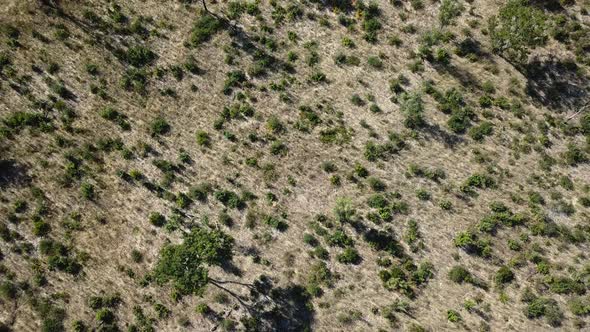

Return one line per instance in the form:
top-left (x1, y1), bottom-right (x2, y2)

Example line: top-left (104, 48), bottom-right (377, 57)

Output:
top-left (311, 0), bottom-right (355, 12)
top-left (524, 57), bottom-right (589, 111)
top-left (247, 276), bottom-right (315, 332)
top-left (0, 160), bottom-right (30, 188)
top-left (434, 62), bottom-right (482, 91)
top-left (422, 123), bottom-right (465, 149)
top-left (227, 24), bottom-right (295, 77)
top-left (529, 0), bottom-right (565, 12)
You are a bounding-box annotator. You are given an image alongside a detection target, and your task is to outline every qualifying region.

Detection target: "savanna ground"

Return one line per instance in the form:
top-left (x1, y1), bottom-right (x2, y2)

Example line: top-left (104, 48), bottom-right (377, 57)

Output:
top-left (0, 0), bottom-right (590, 331)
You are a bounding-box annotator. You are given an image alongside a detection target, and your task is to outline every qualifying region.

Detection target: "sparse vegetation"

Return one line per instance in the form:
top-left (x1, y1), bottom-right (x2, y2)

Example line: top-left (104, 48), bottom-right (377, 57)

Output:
top-left (0, 1), bottom-right (588, 331)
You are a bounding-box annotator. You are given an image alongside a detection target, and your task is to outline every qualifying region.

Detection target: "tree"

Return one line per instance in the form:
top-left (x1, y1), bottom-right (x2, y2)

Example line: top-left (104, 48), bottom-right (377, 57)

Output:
top-left (153, 227), bottom-right (233, 296)
top-left (488, 0), bottom-right (547, 64)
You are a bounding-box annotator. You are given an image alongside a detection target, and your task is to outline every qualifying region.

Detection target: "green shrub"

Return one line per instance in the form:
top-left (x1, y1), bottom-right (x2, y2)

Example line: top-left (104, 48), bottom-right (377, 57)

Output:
top-left (495, 266), bottom-right (515, 285)
top-left (266, 116), bottom-right (285, 134)
top-left (447, 309), bottom-right (461, 323)
top-left (80, 182), bottom-right (95, 200)
top-left (448, 266), bottom-right (472, 283)
top-left (310, 71), bottom-right (327, 83)
top-left (350, 94), bottom-right (364, 106)
top-left (218, 212), bottom-right (233, 227)
top-left (558, 176), bottom-right (574, 190)
top-left (71, 320), bottom-right (86, 332)
top-left (270, 141), bottom-right (288, 156)
top-left (469, 122), bottom-right (494, 141)
top-left (416, 189), bottom-right (431, 201)
top-left (195, 130), bottom-right (211, 147)
top-left (33, 219), bottom-right (51, 236)
top-left (0, 281), bottom-right (17, 300)
top-left (321, 161), bottom-right (337, 173)
top-left (562, 143), bottom-right (587, 166)
top-left (439, 200), bottom-right (453, 210)
top-left (124, 45), bottom-right (156, 67)
top-left (176, 193), bottom-right (192, 209)
top-left (150, 118), bottom-right (170, 136)
top-left (367, 56), bottom-right (383, 69)
top-left (369, 104), bottom-right (381, 113)
top-left (462, 174), bottom-right (495, 191)
top-left (149, 212), bottom-right (166, 227)
top-left (548, 276), bottom-right (585, 295)
top-left (334, 197), bottom-right (355, 223)
top-left (303, 233), bottom-right (319, 247)
top-left (131, 249), bottom-right (143, 263)
top-left (367, 177), bottom-right (386, 191)
top-left (95, 308), bottom-right (115, 324)
top-left (223, 70), bottom-right (247, 93)
top-left (327, 229), bottom-right (354, 247)
top-left (525, 297), bottom-right (563, 327)
top-left (453, 231), bottom-right (491, 257)
top-left (191, 14), bottom-right (223, 46)
top-left (214, 190), bottom-right (243, 209)
top-left (195, 303), bottom-right (211, 315)
top-left (568, 297), bottom-right (590, 316)
top-left (337, 247), bottom-right (361, 264)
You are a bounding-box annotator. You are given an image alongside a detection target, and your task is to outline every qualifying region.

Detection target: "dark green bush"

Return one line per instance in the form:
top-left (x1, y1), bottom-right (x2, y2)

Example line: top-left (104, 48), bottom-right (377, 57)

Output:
top-left (495, 266), bottom-right (515, 285)
top-left (367, 177), bottom-right (386, 191)
top-left (469, 122), bottom-right (494, 141)
top-left (195, 130), bottom-right (211, 147)
top-left (80, 182), bottom-right (95, 200)
top-left (149, 212), bottom-right (166, 227)
top-left (191, 14), bottom-right (223, 46)
top-left (448, 266), bottom-right (472, 283)
top-left (337, 247), bottom-right (361, 265)
top-left (124, 45), bottom-right (156, 67)
top-left (214, 190), bottom-right (243, 209)
top-left (150, 118), bottom-right (170, 136)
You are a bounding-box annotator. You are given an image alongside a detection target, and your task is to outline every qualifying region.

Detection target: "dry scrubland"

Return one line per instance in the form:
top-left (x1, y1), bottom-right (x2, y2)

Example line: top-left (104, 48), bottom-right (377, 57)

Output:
top-left (0, 0), bottom-right (590, 331)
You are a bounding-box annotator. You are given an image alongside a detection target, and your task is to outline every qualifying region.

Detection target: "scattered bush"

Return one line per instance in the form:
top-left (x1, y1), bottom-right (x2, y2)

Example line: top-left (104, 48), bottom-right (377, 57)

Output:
top-left (337, 247), bottom-right (361, 264)
top-left (150, 118), bottom-right (170, 136)
top-left (191, 14), bottom-right (223, 46)
top-left (495, 266), bottom-right (515, 285)
top-left (196, 130), bottom-right (211, 147)
top-left (149, 212), bottom-right (166, 227)
top-left (448, 266), bottom-right (472, 284)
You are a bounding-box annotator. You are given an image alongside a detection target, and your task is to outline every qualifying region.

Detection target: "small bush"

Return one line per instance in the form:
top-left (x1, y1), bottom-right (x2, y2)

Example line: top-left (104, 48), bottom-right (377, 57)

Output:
top-left (495, 266), bottom-right (515, 285)
top-left (124, 45), bottom-right (156, 67)
top-left (469, 122), bottom-right (494, 141)
top-left (149, 212), bottom-right (166, 227)
top-left (337, 247), bottom-right (361, 265)
top-left (367, 56), bottom-right (383, 69)
top-left (80, 182), bottom-right (95, 200)
top-left (448, 266), bottom-right (472, 283)
top-left (447, 309), bottom-right (461, 323)
top-left (191, 14), bottom-right (223, 46)
top-left (150, 118), bottom-right (170, 136)
top-left (367, 177), bottom-right (386, 191)
top-left (196, 130), bottom-right (211, 147)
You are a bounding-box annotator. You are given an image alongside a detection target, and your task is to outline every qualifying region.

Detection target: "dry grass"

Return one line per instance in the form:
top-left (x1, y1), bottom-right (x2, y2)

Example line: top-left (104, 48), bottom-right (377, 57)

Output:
top-left (0, 0), bottom-right (589, 331)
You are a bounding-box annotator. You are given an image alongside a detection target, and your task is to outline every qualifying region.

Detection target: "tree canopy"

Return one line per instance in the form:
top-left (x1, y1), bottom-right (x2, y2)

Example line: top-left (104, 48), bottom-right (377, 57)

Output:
top-left (488, 0), bottom-right (547, 64)
top-left (153, 227), bottom-right (234, 296)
